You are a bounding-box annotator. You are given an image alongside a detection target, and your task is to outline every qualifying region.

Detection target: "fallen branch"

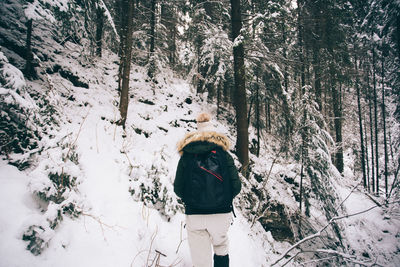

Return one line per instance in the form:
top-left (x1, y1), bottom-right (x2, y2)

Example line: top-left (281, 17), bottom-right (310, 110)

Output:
top-left (282, 249), bottom-right (383, 267)
top-left (271, 200), bottom-right (400, 266)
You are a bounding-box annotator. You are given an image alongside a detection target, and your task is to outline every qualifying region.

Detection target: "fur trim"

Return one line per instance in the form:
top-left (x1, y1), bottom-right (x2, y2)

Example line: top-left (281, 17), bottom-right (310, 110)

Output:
top-left (177, 131), bottom-right (230, 155)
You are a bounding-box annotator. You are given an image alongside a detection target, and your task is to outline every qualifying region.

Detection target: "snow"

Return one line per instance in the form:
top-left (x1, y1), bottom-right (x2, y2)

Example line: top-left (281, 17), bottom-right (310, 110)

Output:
top-left (0, 48), bottom-right (269, 266)
top-left (1, 1), bottom-right (400, 265)
top-left (24, 1), bottom-right (56, 22)
top-left (338, 186), bottom-right (400, 266)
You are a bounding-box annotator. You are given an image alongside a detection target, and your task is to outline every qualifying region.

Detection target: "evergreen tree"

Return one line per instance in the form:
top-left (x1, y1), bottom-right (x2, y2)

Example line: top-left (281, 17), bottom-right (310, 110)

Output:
top-left (117, 0), bottom-right (134, 127)
top-left (231, 0), bottom-right (249, 174)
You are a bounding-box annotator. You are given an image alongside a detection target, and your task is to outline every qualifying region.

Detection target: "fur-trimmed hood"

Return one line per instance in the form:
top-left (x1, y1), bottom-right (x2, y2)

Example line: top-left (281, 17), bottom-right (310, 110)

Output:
top-left (177, 131), bottom-right (230, 155)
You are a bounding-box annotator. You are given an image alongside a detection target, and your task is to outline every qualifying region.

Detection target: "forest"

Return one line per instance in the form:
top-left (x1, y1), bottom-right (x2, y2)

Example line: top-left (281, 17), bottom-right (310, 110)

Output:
top-left (0, 0), bottom-right (399, 266)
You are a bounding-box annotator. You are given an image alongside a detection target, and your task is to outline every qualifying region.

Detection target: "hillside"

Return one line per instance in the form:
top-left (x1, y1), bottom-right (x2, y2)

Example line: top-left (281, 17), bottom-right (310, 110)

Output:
top-left (1, 0), bottom-right (400, 266)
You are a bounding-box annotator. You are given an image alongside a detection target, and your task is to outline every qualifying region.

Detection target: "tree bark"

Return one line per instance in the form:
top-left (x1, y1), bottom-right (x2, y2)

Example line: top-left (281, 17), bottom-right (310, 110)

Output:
top-left (24, 18), bottom-right (35, 79)
top-left (230, 0), bottom-right (249, 174)
top-left (331, 66), bottom-right (343, 173)
top-left (313, 42), bottom-right (322, 111)
top-left (297, 0), bottom-right (306, 90)
top-left (95, 1), bottom-right (104, 57)
top-left (372, 47), bottom-right (380, 195)
top-left (118, 0), bottom-right (134, 127)
top-left (148, 0), bottom-right (156, 79)
top-left (355, 53), bottom-right (366, 188)
top-left (367, 66), bottom-right (375, 193)
top-left (381, 55), bottom-right (388, 197)
top-left (256, 73), bottom-right (260, 157)
top-left (265, 98), bottom-right (271, 133)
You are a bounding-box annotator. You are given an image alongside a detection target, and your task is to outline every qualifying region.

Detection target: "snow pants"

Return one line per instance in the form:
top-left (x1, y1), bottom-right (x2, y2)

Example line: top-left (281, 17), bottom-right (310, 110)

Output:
top-left (186, 213), bottom-right (232, 267)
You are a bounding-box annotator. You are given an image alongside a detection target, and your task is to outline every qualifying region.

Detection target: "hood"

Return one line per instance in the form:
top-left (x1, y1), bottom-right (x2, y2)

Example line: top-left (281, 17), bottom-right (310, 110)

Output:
top-left (177, 131), bottom-right (230, 155)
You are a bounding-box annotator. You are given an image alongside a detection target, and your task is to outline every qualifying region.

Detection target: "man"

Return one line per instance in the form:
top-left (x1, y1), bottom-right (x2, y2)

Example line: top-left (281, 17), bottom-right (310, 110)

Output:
top-left (174, 112), bottom-right (242, 267)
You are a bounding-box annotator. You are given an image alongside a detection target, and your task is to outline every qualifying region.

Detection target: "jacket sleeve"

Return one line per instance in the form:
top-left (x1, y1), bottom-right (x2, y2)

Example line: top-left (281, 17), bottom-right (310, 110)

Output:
top-left (174, 155), bottom-right (185, 199)
top-left (225, 152), bottom-right (241, 197)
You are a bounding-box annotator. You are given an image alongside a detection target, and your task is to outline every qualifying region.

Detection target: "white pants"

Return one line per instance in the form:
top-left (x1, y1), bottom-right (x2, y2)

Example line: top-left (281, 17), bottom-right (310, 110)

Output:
top-left (186, 213), bottom-right (232, 267)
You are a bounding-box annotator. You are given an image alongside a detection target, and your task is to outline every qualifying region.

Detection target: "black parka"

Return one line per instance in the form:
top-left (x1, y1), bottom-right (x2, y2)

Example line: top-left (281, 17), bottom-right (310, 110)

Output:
top-left (174, 131), bottom-right (241, 214)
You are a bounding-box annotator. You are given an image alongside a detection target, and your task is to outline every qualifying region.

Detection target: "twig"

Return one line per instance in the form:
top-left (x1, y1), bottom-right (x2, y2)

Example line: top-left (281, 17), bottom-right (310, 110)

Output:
top-left (60, 109), bottom-right (90, 190)
top-left (80, 212), bottom-right (119, 241)
top-left (251, 201), bottom-right (271, 228)
top-left (123, 151), bottom-right (134, 176)
top-left (65, 108), bottom-right (90, 159)
top-left (175, 221), bottom-right (187, 254)
top-left (261, 153), bottom-right (280, 189)
top-left (130, 249), bottom-right (148, 267)
top-left (335, 180), bottom-right (362, 210)
top-left (388, 162), bottom-right (400, 199)
top-left (146, 227), bottom-right (158, 266)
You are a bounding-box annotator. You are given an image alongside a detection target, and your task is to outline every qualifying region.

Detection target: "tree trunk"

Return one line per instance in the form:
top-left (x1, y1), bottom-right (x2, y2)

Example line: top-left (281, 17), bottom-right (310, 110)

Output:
top-left (265, 98), bottom-right (271, 133)
top-left (95, 1), bottom-right (104, 57)
top-left (255, 70), bottom-right (260, 157)
top-left (117, 0), bottom-right (127, 92)
top-left (230, 0), bottom-right (249, 175)
top-left (311, 4), bottom-right (322, 111)
top-left (161, 4), bottom-right (176, 67)
top-left (196, 42), bottom-right (203, 94)
top-left (331, 66), bottom-right (343, 173)
top-left (148, 0), bottom-right (156, 79)
top-left (364, 112), bottom-right (371, 191)
top-left (355, 53), bottom-right (367, 188)
top-left (313, 42), bottom-right (322, 111)
top-left (299, 108), bottom-right (308, 214)
top-left (24, 19), bottom-right (35, 79)
top-left (372, 47), bottom-right (380, 195)
top-left (118, 0), bottom-right (134, 128)
top-left (367, 66), bottom-right (375, 193)
top-left (381, 55), bottom-right (388, 197)
top-left (297, 0), bottom-right (306, 90)
top-left (217, 83), bottom-right (221, 119)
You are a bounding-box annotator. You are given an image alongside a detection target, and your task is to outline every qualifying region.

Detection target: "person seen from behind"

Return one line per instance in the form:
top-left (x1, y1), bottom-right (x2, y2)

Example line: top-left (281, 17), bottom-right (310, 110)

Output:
top-left (174, 112), bottom-right (242, 267)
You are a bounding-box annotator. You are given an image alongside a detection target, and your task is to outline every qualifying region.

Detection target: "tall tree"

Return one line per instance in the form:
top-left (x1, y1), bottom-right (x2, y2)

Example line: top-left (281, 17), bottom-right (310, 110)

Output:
top-left (355, 51), bottom-right (367, 188)
top-left (161, 3), bottom-right (177, 67)
top-left (118, 0), bottom-right (134, 127)
top-left (94, 0), bottom-right (104, 57)
top-left (381, 47), bottom-right (389, 197)
top-left (24, 18), bottom-right (35, 79)
top-left (148, 0), bottom-right (156, 79)
top-left (372, 47), bottom-right (380, 194)
top-left (24, 0), bottom-right (38, 79)
top-left (230, 0), bottom-right (249, 174)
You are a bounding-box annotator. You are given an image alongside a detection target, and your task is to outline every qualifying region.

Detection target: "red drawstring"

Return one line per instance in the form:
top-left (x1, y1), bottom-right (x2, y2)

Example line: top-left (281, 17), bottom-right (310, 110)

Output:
top-left (199, 166), bottom-right (223, 182)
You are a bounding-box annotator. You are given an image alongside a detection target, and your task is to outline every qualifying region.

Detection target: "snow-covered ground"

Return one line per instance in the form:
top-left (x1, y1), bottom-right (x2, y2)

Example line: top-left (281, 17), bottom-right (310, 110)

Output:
top-left (1, 1), bottom-right (399, 263)
top-left (0, 49), bottom-right (272, 266)
top-left (1, 48), bottom-right (399, 265)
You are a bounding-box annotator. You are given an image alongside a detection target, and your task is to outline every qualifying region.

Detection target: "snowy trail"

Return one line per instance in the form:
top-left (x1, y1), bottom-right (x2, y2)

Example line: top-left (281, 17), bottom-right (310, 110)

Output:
top-left (338, 186), bottom-right (400, 266)
top-left (0, 63), bottom-right (269, 266)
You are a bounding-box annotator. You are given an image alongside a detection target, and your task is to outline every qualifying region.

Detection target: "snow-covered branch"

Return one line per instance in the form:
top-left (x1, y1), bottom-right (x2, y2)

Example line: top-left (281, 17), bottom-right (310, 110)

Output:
top-left (271, 200), bottom-right (400, 266)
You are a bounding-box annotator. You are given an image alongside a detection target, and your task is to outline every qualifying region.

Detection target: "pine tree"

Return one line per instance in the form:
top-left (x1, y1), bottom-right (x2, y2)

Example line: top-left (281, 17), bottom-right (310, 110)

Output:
top-left (230, 0), bottom-right (249, 174)
top-left (118, 0), bottom-right (134, 127)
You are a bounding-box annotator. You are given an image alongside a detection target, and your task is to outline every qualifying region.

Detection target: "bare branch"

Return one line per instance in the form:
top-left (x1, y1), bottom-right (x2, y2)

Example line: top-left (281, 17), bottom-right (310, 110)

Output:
top-left (271, 200), bottom-right (400, 266)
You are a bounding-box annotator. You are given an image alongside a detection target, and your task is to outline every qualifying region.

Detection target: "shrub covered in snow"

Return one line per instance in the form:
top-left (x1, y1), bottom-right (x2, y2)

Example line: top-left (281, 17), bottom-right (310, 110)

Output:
top-left (0, 52), bottom-right (40, 167)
